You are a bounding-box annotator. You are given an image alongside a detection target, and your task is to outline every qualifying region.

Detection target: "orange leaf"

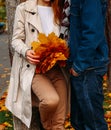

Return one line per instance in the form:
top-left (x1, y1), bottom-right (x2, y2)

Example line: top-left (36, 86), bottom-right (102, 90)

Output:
top-left (31, 32), bottom-right (69, 73)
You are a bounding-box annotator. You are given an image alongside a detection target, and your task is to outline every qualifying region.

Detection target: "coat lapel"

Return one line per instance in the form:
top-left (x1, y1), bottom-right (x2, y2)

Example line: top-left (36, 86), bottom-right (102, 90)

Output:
top-left (25, 0), bottom-right (43, 33)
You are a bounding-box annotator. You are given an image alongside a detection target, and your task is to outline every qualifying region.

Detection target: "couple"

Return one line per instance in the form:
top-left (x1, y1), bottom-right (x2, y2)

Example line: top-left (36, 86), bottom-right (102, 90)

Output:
top-left (5, 0), bottom-right (109, 130)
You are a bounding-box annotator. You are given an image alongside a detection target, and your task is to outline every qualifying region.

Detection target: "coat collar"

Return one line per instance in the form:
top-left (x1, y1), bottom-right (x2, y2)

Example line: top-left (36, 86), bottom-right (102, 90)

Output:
top-left (25, 0), bottom-right (37, 14)
top-left (24, 0), bottom-right (43, 32)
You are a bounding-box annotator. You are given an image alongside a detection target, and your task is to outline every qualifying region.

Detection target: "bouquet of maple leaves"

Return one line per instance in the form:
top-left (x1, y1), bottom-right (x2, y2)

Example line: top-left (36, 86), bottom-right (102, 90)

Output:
top-left (31, 32), bottom-right (69, 73)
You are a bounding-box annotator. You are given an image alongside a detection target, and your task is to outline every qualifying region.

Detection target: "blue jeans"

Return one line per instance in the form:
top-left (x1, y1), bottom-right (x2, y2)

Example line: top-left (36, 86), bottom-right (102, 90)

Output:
top-left (70, 67), bottom-right (108, 130)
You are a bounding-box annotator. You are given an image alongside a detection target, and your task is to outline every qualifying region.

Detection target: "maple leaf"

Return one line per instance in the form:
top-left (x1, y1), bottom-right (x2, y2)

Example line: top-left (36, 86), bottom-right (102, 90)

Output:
top-left (31, 32), bottom-right (69, 73)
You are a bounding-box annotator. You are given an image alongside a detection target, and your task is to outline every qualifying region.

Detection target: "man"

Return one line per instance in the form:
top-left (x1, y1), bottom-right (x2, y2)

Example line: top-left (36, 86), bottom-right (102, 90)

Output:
top-left (68, 0), bottom-right (109, 130)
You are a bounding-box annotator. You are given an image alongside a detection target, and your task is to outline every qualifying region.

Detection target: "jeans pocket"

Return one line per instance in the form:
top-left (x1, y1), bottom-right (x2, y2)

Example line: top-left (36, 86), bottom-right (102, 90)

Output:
top-left (91, 69), bottom-right (104, 95)
top-left (94, 67), bottom-right (107, 76)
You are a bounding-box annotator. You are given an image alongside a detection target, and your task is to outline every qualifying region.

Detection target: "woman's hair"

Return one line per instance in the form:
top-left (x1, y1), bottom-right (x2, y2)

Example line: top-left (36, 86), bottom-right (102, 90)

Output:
top-left (20, 0), bottom-right (27, 3)
top-left (51, 0), bottom-right (65, 25)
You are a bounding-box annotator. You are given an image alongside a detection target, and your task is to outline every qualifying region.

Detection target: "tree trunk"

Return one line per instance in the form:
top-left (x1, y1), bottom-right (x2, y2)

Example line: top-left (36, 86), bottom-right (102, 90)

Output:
top-left (106, 0), bottom-right (111, 91)
top-left (5, 0), bottom-right (26, 64)
top-left (5, 0), bottom-right (41, 129)
top-left (5, 0), bottom-right (20, 64)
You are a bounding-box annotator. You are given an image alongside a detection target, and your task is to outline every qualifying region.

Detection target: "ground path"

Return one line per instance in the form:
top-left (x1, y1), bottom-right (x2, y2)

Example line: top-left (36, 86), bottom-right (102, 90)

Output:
top-left (0, 33), bottom-right (11, 98)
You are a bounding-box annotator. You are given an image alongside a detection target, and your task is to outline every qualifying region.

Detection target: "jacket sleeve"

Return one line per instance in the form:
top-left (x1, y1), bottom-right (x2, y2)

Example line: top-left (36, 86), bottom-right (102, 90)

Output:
top-left (72, 0), bottom-right (107, 74)
top-left (11, 4), bottom-right (30, 58)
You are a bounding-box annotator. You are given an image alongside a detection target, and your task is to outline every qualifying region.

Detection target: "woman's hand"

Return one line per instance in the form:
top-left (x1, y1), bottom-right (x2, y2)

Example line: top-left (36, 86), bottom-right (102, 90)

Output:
top-left (69, 68), bottom-right (79, 77)
top-left (26, 50), bottom-right (40, 65)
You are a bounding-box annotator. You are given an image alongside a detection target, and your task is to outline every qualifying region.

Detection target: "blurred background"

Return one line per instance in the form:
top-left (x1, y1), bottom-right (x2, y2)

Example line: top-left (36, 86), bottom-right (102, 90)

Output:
top-left (0, 0), bottom-right (6, 33)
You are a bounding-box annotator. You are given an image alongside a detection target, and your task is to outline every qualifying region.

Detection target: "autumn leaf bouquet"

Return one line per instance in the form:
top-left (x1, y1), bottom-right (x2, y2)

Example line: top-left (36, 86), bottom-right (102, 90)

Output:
top-left (31, 32), bottom-right (69, 73)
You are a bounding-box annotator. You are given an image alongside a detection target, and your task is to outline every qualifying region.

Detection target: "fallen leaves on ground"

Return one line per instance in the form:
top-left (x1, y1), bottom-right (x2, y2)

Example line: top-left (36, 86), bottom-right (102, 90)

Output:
top-left (0, 92), bottom-right (13, 130)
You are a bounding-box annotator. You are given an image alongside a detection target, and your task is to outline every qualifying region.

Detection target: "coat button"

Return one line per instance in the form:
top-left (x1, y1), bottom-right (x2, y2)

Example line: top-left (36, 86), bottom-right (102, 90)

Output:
top-left (31, 29), bottom-right (35, 32)
top-left (27, 64), bottom-right (30, 68)
top-left (19, 54), bottom-right (22, 57)
top-left (31, 12), bottom-right (35, 15)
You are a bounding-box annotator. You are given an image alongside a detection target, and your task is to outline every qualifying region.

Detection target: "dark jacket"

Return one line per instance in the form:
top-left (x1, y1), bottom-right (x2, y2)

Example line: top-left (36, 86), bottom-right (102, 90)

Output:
top-left (69, 0), bottom-right (109, 74)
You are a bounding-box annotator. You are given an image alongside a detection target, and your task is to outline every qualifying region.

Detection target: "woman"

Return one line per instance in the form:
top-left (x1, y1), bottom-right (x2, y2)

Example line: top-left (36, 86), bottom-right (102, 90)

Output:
top-left (5, 0), bottom-right (68, 129)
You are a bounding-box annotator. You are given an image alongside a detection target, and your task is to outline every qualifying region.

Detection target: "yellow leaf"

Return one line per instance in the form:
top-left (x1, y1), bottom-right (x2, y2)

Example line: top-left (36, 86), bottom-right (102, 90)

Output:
top-left (0, 64), bottom-right (3, 67)
top-left (0, 74), bottom-right (6, 78)
top-left (108, 93), bottom-right (111, 98)
top-left (31, 41), bottom-right (40, 52)
top-left (38, 33), bottom-right (49, 44)
top-left (3, 122), bottom-right (12, 127)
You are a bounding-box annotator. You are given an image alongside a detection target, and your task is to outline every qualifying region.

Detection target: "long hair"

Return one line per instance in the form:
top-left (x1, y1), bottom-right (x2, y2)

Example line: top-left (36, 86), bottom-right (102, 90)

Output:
top-left (51, 0), bottom-right (65, 25)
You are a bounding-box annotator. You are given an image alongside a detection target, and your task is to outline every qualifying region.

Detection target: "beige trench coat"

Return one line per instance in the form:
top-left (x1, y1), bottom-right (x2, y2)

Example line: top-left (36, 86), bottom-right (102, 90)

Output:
top-left (5, 0), bottom-right (60, 128)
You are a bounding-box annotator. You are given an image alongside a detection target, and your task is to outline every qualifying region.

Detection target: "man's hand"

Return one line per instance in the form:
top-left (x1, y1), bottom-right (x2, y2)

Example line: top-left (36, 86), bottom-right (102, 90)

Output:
top-left (26, 50), bottom-right (40, 65)
top-left (69, 68), bottom-right (79, 77)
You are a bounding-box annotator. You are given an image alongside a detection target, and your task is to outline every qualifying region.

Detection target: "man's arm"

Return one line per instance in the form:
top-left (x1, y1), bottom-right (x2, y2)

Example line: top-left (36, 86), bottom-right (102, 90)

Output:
top-left (72, 0), bottom-right (107, 74)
